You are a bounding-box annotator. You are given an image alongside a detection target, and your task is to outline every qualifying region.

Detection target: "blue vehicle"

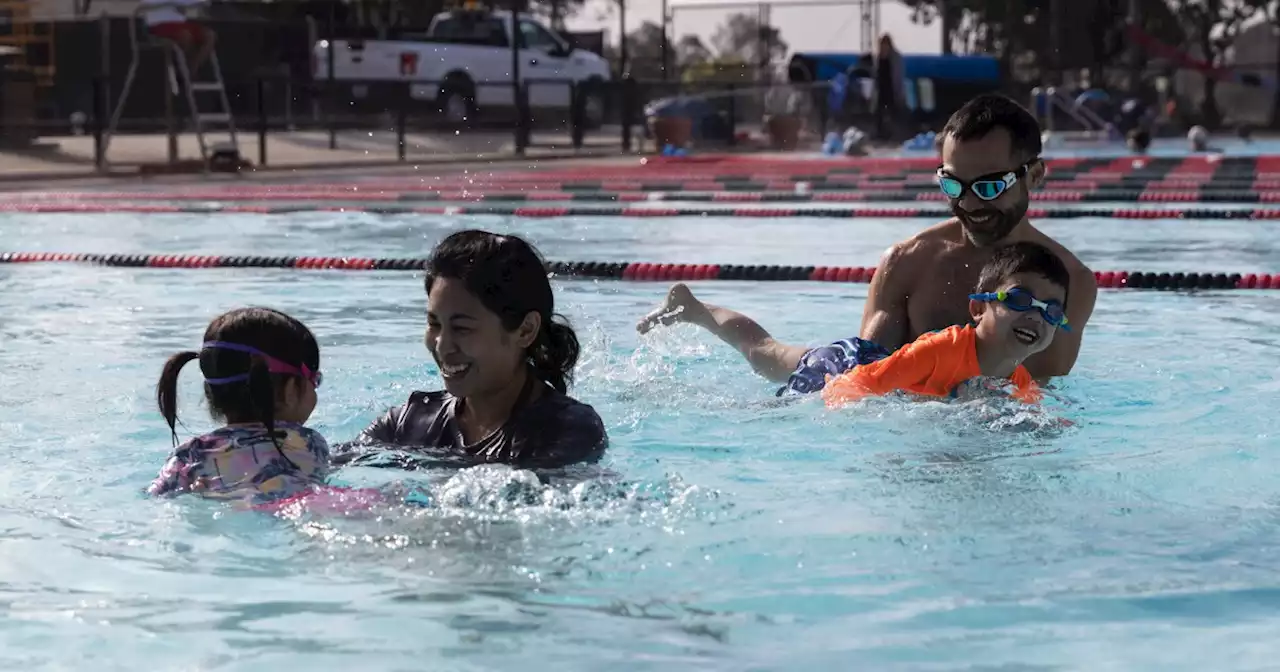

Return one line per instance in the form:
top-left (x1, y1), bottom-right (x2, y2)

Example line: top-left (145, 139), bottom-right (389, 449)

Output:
top-left (788, 52), bottom-right (1001, 127)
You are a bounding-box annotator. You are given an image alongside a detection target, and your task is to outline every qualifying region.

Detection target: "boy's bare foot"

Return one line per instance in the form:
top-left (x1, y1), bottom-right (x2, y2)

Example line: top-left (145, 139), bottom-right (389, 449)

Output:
top-left (636, 283), bottom-right (712, 334)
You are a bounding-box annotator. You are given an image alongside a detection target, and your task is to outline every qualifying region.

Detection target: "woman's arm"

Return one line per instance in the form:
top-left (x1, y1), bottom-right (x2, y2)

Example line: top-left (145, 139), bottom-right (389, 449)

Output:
top-left (329, 405), bottom-right (405, 464)
top-left (358, 406), bottom-right (401, 444)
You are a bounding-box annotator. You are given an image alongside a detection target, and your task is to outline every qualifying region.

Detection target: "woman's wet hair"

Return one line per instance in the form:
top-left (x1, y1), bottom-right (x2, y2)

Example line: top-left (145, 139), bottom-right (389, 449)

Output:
top-left (425, 229), bottom-right (581, 393)
top-left (156, 307), bottom-right (319, 446)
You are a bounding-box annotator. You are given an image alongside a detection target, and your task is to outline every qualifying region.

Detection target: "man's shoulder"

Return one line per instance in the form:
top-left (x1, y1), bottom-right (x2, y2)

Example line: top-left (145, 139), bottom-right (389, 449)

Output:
top-left (1025, 226), bottom-right (1090, 272)
top-left (1024, 226), bottom-right (1097, 290)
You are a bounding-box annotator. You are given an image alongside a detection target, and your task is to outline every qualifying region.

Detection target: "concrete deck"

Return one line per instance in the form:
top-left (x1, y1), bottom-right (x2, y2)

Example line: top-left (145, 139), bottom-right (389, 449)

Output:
top-left (0, 127), bottom-right (634, 186)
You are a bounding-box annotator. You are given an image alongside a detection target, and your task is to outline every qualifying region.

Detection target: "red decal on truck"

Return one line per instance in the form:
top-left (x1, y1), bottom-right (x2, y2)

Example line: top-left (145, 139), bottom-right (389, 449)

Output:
top-left (400, 52), bottom-right (418, 76)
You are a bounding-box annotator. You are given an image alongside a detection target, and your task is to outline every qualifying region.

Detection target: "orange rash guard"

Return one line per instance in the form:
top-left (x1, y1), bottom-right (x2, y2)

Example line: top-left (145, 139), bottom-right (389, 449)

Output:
top-left (821, 324), bottom-right (1042, 407)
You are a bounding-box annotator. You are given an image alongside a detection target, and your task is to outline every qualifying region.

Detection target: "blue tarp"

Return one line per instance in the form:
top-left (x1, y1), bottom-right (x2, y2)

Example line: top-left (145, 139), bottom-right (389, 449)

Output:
top-left (791, 53), bottom-right (1000, 83)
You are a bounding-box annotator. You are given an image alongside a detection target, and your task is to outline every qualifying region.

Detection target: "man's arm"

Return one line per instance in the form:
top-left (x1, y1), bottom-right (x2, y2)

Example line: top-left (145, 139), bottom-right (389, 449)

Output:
top-left (1024, 267), bottom-right (1097, 379)
top-left (858, 242), bottom-right (915, 351)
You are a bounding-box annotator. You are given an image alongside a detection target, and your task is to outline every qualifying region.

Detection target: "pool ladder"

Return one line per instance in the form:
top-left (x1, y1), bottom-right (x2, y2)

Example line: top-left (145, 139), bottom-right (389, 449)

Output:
top-left (1031, 87), bottom-right (1109, 134)
top-left (102, 2), bottom-right (238, 169)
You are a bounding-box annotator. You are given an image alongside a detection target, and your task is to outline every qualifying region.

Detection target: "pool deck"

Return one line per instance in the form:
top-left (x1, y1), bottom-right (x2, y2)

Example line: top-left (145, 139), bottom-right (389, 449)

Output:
top-left (0, 124), bottom-right (921, 191)
top-left (0, 128), bottom-right (651, 191)
top-left (5, 128), bottom-right (1279, 194)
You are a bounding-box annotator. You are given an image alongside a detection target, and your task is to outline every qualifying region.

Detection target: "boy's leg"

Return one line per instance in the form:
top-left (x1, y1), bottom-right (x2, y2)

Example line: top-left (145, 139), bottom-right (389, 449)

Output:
top-left (637, 283), bottom-right (809, 383)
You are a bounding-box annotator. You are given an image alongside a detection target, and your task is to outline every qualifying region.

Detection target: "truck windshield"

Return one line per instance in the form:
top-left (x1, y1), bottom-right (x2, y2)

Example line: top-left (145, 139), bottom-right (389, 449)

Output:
top-left (433, 16), bottom-right (508, 47)
top-left (517, 20), bottom-right (563, 52)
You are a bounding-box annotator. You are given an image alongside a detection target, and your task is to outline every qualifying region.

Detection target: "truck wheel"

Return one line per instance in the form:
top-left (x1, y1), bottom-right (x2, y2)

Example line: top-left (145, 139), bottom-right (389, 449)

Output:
top-left (437, 81), bottom-right (475, 126)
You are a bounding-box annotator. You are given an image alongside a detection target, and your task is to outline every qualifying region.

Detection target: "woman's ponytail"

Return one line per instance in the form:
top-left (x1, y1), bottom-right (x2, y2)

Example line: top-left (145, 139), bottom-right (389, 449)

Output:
top-left (156, 351), bottom-right (199, 446)
top-left (530, 314), bottom-right (580, 394)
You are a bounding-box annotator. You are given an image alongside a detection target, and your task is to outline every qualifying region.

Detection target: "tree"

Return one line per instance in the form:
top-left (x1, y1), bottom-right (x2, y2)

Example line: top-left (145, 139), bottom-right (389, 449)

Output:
top-left (600, 21), bottom-right (670, 79)
top-left (676, 34), bottom-right (713, 70)
top-left (902, 0), bottom-right (1189, 88)
top-left (358, 0), bottom-right (590, 32)
top-left (710, 13), bottom-right (788, 67)
top-left (528, 0), bottom-right (588, 30)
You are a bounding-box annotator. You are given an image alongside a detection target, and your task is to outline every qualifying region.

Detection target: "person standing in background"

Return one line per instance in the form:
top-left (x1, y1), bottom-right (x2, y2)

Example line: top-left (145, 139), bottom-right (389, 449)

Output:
top-left (874, 33), bottom-right (906, 140)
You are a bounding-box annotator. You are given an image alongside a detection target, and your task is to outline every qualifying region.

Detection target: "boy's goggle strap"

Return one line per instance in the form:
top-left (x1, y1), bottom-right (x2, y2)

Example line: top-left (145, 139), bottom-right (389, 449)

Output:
top-left (969, 289), bottom-right (1071, 332)
top-left (201, 341), bottom-right (322, 388)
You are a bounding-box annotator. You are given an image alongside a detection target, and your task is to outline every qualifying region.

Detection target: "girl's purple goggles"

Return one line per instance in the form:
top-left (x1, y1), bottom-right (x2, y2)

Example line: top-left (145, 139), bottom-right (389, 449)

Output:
top-left (201, 341), bottom-right (322, 388)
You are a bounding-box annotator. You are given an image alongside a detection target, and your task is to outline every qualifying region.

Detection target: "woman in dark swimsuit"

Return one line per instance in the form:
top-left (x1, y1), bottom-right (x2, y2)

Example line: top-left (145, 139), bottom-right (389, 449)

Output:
top-left (339, 230), bottom-right (607, 470)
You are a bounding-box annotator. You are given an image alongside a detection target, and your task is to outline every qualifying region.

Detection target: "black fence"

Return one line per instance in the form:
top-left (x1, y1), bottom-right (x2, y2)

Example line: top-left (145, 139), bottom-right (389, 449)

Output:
top-left (55, 73), bottom-right (855, 169)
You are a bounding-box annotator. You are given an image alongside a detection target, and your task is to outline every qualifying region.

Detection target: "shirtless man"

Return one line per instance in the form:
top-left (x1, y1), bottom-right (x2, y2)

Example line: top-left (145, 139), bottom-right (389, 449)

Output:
top-left (636, 93), bottom-right (1097, 393)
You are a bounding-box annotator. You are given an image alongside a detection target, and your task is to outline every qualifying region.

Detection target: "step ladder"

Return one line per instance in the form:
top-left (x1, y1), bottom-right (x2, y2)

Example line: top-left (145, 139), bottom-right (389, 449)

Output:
top-left (102, 2), bottom-right (238, 168)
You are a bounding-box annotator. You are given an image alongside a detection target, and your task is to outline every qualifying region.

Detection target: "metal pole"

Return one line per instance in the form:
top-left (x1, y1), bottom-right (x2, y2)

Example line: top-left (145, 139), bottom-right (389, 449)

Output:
top-left (257, 78), bottom-right (267, 167)
top-left (1127, 0), bottom-right (1142, 92)
top-left (619, 0), bottom-right (628, 77)
top-left (621, 76), bottom-right (634, 152)
top-left (1049, 0), bottom-right (1062, 86)
top-left (98, 13), bottom-right (111, 120)
top-left (397, 84), bottom-right (407, 161)
top-left (660, 0), bottom-right (668, 81)
top-left (511, 3), bottom-right (524, 155)
top-left (326, 6), bottom-right (337, 150)
top-left (165, 57), bottom-right (178, 164)
top-left (570, 80), bottom-right (583, 149)
top-left (92, 76), bottom-right (104, 171)
top-left (940, 0), bottom-right (952, 56)
top-left (619, 0), bottom-right (630, 152)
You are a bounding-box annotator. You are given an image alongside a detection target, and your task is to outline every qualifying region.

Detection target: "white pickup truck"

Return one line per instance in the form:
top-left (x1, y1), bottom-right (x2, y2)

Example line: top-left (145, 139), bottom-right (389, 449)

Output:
top-left (313, 11), bottom-right (612, 126)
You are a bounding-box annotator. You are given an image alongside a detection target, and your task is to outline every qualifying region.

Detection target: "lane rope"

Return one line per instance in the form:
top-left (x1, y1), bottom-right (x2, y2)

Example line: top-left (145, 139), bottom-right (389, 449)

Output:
top-left (7, 177), bottom-right (1280, 199)
top-left (1, 203), bottom-right (1277, 219)
top-left (1, 253), bottom-right (1276, 290)
top-left (5, 189), bottom-right (1280, 204)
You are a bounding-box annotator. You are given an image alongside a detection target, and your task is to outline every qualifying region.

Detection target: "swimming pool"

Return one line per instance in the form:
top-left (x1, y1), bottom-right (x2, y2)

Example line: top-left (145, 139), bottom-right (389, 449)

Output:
top-left (3, 211), bottom-right (1280, 669)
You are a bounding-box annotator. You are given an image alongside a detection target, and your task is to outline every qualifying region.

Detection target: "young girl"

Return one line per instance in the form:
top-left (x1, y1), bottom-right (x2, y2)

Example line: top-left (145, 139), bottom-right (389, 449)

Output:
top-left (148, 307), bottom-right (329, 503)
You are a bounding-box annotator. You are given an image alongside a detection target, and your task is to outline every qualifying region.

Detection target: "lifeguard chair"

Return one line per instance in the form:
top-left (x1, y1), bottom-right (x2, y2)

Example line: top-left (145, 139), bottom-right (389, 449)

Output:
top-left (102, 0), bottom-right (240, 170)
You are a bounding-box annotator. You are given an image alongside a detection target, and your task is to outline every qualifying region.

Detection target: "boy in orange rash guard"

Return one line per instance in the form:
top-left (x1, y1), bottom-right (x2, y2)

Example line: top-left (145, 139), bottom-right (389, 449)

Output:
top-left (823, 241), bottom-right (1071, 407)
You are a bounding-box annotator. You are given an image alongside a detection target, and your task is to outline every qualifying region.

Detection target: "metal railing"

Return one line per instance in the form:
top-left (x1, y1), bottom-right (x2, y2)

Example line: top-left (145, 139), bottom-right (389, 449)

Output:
top-left (1030, 86), bottom-right (1110, 134)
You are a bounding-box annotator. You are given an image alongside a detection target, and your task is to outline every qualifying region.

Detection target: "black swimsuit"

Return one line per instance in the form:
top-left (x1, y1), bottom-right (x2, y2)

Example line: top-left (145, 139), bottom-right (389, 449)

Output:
top-left (336, 376), bottom-right (607, 470)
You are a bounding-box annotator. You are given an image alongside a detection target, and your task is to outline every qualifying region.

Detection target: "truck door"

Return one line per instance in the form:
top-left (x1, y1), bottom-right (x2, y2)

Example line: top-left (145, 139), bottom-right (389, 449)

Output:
top-left (518, 20), bottom-right (572, 109)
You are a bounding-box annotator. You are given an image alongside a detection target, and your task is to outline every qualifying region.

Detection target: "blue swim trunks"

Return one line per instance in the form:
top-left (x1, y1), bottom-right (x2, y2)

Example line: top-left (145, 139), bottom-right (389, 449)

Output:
top-left (777, 337), bottom-right (892, 396)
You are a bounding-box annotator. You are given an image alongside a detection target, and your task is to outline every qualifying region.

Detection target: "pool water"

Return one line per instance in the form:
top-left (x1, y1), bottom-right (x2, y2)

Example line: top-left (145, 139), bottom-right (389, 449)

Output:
top-left (3, 212), bottom-right (1280, 670)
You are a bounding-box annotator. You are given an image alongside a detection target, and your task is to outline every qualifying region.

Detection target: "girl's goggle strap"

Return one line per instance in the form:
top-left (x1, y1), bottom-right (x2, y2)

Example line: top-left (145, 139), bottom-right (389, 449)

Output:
top-left (968, 288), bottom-right (1071, 331)
top-left (201, 341), bottom-right (323, 388)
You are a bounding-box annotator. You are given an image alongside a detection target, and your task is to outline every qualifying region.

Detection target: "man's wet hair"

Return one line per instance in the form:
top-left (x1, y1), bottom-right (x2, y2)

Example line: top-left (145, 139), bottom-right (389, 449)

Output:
top-left (975, 241), bottom-right (1071, 308)
top-left (941, 94), bottom-right (1043, 161)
